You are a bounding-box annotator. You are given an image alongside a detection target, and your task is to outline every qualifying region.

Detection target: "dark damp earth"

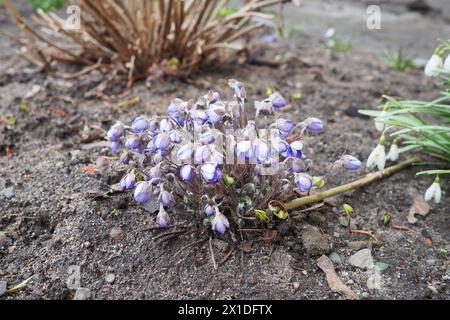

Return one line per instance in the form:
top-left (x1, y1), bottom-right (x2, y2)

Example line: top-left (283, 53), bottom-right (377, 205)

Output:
top-left (0, 0), bottom-right (449, 300)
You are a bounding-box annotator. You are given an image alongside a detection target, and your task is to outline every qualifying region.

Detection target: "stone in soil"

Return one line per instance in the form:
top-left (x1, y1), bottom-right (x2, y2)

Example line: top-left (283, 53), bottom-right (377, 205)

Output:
top-left (110, 227), bottom-right (125, 241)
top-left (348, 249), bottom-right (374, 269)
top-left (347, 241), bottom-right (369, 252)
top-left (301, 224), bottom-right (331, 256)
top-left (73, 287), bottom-right (91, 300)
top-left (105, 274), bottom-right (116, 284)
top-left (0, 280), bottom-right (7, 297)
top-left (2, 186), bottom-right (15, 199)
top-left (329, 252), bottom-right (342, 264)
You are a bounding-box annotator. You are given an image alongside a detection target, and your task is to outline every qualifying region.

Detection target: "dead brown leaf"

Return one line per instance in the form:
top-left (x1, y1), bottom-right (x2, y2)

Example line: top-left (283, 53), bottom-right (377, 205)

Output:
top-left (407, 193), bottom-right (431, 224)
top-left (263, 229), bottom-right (278, 245)
top-left (317, 255), bottom-right (358, 300)
top-left (238, 241), bottom-right (253, 253)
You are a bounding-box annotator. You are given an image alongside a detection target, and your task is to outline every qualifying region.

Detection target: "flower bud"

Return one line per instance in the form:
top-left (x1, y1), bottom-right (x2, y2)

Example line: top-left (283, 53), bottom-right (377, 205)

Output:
top-left (120, 151), bottom-right (132, 165)
top-left (424, 176), bottom-right (441, 204)
top-left (201, 131), bottom-right (216, 145)
top-left (120, 171), bottom-right (136, 190)
top-left (133, 182), bottom-right (152, 203)
top-left (195, 145), bottom-right (212, 164)
top-left (157, 204), bottom-right (171, 228)
top-left (341, 155), bottom-right (361, 170)
top-left (189, 109), bottom-right (208, 125)
top-left (269, 92), bottom-right (287, 109)
top-left (107, 122), bottom-right (124, 142)
top-left (200, 163), bottom-right (222, 184)
top-left (111, 141), bottom-right (122, 154)
top-left (424, 53), bottom-right (443, 77)
top-left (159, 118), bottom-right (173, 132)
top-left (288, 141), bottom-right (303, 158)
top-left (295, 173), bottom-right (313, 192)
top-left (125, 134), bottom-right (141, 150)
top-left (177, 143), bottom-right (194, 162)
top-left (223, 174), bottom-right (236, 186)
top-left (211, 209), bottom-right (230, 234)
top-left (153, 132), bottom-right (171, 150)
top-left (235, 140), bottom-right (253, 161)
top-left (204, 204), bottom-right (215, 217)
top-left (179, 165), bottom-right (195, 182)
top-left (304, 117), bottom-right (323, 134)
top-left (160, 189), bottom-right (174, 207)
top-left (276, 118), bottom-right (294, 133)
top-left (131, 116), bottom-right (148, 133)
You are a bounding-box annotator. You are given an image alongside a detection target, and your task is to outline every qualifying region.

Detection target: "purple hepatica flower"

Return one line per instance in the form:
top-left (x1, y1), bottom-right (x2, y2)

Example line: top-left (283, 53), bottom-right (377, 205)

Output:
top-left (153, 132), bottom-right (171, 150)
top-left (149, 119), bottom-right (159, 133)
top-left (160, 189), bottom-right (174, 207)
top-left (201, 131), bottom-right (216, 145)
top-left (131, 116), bottom-right (148, 133)
top-left (111, 141), bottom-right (122, 154)
top-left (235, 140), bottom-right (254, 161)
top-left (295, 173), bottom-right (313, 192)
top-left (270, 92), bottom-right (287, 109)
top-left (210, 91), bottom-right (221, 104)
top-left (261, 34), bottom-right (279, 43)
top-left (195, 145), bottom-right (212, 163)
top-left (276, 118), bottom-right (294, 134)
top-left (169, 131), bottom-right (182, 144)
top-left (148, 165), bottom-right (162, 180)
top-left (200, 163), bottom-right (222, 184)
top-left (120, 171), bottom-right (136, 190)
top-left (156, 204), bottom-right (171, 228)
top-left (107, 122), bottom-right (124, 142)
top-left (288, 141), bottom-right (303, 158)
top-left (177, 143), bottom-right (194, 162)
top-left (253, 139), bottom-right (270, 163)
top-left (207, 104), bottom-right (226, 124)
top-left (341, 155), bottom-right (361, 170)
top-left (304, 117), bottom-right (323, 134)
top-left (189, 109), bottom-right (208, 125)
top-left (291, 159), bottom-right (304, 173)
top-left (212, 210), bottom-right (230, 234)
top-left (159, 118), bottom-right (174, 132)
top-left (180, 164), bottom-right (195, 182)
top-left (134, 181), bottom-right (152, 203)
top-left (125, 134), bottom-right (141, 150)
top-left (205, 204), bottom-right (215, 217)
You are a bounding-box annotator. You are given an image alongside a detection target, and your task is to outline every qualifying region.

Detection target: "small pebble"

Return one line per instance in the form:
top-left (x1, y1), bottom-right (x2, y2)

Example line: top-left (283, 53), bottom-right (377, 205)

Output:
top-left (2, 187), bottom-right (15, 199)
top-left (105, 274), bottom-right (116, 284)
top-left (110, 227), bottom-right (125, 241)
top-left (73, 287), bottom-right (91, 300)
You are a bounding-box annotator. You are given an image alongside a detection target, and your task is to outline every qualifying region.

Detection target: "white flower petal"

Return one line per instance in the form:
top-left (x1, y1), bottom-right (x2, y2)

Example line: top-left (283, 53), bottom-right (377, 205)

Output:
top-left (424, 54), bottom-right (443, 77)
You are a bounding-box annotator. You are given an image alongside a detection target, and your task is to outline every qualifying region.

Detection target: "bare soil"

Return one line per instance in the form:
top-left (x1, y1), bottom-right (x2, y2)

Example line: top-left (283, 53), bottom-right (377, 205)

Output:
top-left (0, 0), bottom-right (449, 300)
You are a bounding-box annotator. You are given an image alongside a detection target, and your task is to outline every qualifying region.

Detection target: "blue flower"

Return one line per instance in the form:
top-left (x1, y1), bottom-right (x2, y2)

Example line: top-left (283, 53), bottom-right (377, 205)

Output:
top-left (160, 189), bottom-right (174, 206)
top-left (269, 92), bottom-right (287, 109)
top-left (107, 122), bottom-right (124, 142)
top-left (200, 163), bottom-right (222, 184)
top-left (148, 165), bottom-right (162, 180)
top-left (189, 109), bottom-right (208, 125)
top-left (235, 140), bottom-right (253, 161)
top-left (207, 104), bottom-right (226, 124)
top-left (253, 139), bottom-right (270, 163)
top-left (201, 131), bottom-right (216, 145)
top-left (295, 173), bottom-right (313, 192)
top-left (195, 145), bottom-right (212, 164)
top-left (179, 164), bottom-right (195, 182)
top-left (204, 204), bottom-right (215, 217)
top-left (134, 181), bottom-right (152, 203)
top-left (120, 171), bottom-right (136, 190)
top-left (131, 116), bottom-right (148, 133)
top-left (276, 118), bottom-right (294, 134)
top-left (212, 211), bottom-right (230, 234)
top-left (170, 131), bottom-right (182, 144)
top-left (177, 143), bottom-right (194, 162)
top-left (288, 141), bottom-right (303, 158)
top-left (156, 204), bottom-right (171, 228)
top-left (149, 119), bottom-right (159, 133)
top-left (341, 155), bottom-right (361, 170)
top-left (153, 132), bottom-right (171, 150)
top-left (304, 117), bottom-right (323, 134)
top-left (125, 134), bottom-right (142, 150)
top-left (159, 118), bottom-right (174, 132)
top-left (111, 141), bottom-right (122, 154)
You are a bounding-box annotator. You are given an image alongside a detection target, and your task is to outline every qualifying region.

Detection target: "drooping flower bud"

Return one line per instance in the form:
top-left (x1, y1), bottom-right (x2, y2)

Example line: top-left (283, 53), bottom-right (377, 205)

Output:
top-left (160, 189), bottom-right (174, 207)
top-left (295, 173), bottom-right (313, 192)
top-left (207, 104), bottom-right (226, 124)
top-left (387, 141), bottom-right (399, 161)
top-left (131, 116), bottom-right (148, 133)
top-left (159, 118), bottom-right (174, 132)
top-left (125, 134), bottom-right (142, 150)
top-left (235, 140), bottom-right (254, 161)
top-left (177, 143), bottom-right (194, 162)
top-left (153, 132), bottom-right (171, 150)
top-left (107, 122), bottom-right (124, 142)
top-left (275, 118), bottom-right (294, 133)
top-left (269, 92), bottom-right (287, 109)
top-left (211, 208), bottom-right (230, 234)
top-left (156, 204), bottom-right (171, 228)
top-left (366, 137), bottom-right (386, 171)
top-left (133, 181), bottom-right (152, 203)
top-left (111, 141), bottom-right (122, 154)
top-left (120, 171), bottom-right (136, 190)
top-left (424, 176), bottom-right (441, 204)
top-left (195, 145), bottom-right (212, 163)
top-left (189, 109), bottom-right (208, 125)
top-left (253, 139), bottom-right (270, 163)
top-left (424, 53), bottom-right (443, 77)
top-left (200, 163), bottom-right (222, 184)
top-left (288, 141), bottom-right (303, 158)
top-left (304, 117), bottom-right (324, 134)
top-left (169, 131), bottom-right (182, 144)
top-left (204, 204), bottom-right (215, 217)
top-left (340, 155), bottom-right (362, 170)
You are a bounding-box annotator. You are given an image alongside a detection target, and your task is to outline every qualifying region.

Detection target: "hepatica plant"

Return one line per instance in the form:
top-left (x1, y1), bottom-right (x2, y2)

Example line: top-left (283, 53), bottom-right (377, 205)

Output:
top-left (107, 80), bottom-right (361, 234)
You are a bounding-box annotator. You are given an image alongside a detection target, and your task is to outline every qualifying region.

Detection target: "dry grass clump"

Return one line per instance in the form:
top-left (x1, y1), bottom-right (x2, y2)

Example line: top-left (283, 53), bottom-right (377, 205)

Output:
top-left (4, 0), bottom-right (286, 83)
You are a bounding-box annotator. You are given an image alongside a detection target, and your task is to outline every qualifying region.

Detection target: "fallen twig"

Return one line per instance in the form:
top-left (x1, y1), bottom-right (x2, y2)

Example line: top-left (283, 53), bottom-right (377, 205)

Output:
top-left (285, 157), bottom-right (422, 210)
top-left (209, 236), bottom-right (218, 270)
top-left (219, 246), bottom-right (237, 266)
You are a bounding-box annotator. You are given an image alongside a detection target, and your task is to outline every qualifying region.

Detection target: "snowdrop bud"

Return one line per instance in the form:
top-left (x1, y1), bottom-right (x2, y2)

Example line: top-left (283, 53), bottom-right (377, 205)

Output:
top-left (269, 92), bottom-right (287, 109)
top-left (211, 208), bottom-right (230, 234)
top-left (180, 165), bottom-right (195, 182)
top-left (375, 108), bottom-right (387, 132)
top-left (276, 118), bottom-right (294, 133)
top-left (424, 53), bottom-right (443, 77)
top-left (288, 141), bottom-right (304, 158)
top-left (444, 55), bottom-right (450, 73)
top-left (111, 141), bottom-right (121, 154)
top-left (200, 163), bottom-right (222, 184)
top-left (177, 143), bottom-right (194, 162)
top-left (131, 116), bottom-right (148, 133)
top-left (388, 141), bottom-right (399, 161)
top-left (295, 173), bottom-right (313, 192)
top-left (424, 176), bottom-right (441, 204)
top-left (120, 171), bottom-right (136, 190)
top-left (341, 155), bottom-right (362, 170)
top-left (134, 182), bottom-right (152, 203)
top-left (304, 117), bottom-right (324, 134)
top-left (125, 134), bottom-right (141, 150)
top-left (366, 138), bottom-right (386, 171)
top-left (204, 204), bottom-right (215, 217)
top-left (156, 204), bottom-right (171, 228)
top-left (160, 190), bottom-right (174, 207)
top-left (107, 122), bottom-right (124, 142)
top-left (153, 132), bottom-right (171, 150)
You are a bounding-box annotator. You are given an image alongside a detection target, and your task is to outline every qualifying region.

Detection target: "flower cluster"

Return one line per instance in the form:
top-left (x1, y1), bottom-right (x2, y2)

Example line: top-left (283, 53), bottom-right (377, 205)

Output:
top-left (107, 80), bottom-right (361, 233)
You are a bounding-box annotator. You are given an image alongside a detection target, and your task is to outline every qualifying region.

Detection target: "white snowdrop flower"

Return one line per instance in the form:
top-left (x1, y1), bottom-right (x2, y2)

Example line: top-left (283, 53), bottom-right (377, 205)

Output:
top-left (375, 110), bottom-right (386, 132)
top-left (424, 176), bottom-right (441, 204)
top-left (367, 136), bottom-right (386, 171)
top-left (324, 27), bottom-right (335, 38)
top-left (443, 55), bottom-right (450, 74)
top-left (387, 141), bottom-right (399, 161)
top-left (424, 54), bottom-right (443, 77)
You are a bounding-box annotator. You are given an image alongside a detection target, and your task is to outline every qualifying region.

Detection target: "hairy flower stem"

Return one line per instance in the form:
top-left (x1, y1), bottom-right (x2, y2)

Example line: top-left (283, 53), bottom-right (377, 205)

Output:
top-left (284, 156), bottom-right (422, 211)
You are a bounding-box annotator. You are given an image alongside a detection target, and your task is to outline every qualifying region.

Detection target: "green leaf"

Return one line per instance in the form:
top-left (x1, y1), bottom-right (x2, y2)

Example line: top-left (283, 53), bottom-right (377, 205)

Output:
top-left (19, 102), bottom-right (30, 113)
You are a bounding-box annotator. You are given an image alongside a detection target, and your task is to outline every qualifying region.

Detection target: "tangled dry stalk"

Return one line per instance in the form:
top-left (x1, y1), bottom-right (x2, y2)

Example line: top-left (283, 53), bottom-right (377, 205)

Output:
top-left (4, 0), bottom-right (286, 84)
